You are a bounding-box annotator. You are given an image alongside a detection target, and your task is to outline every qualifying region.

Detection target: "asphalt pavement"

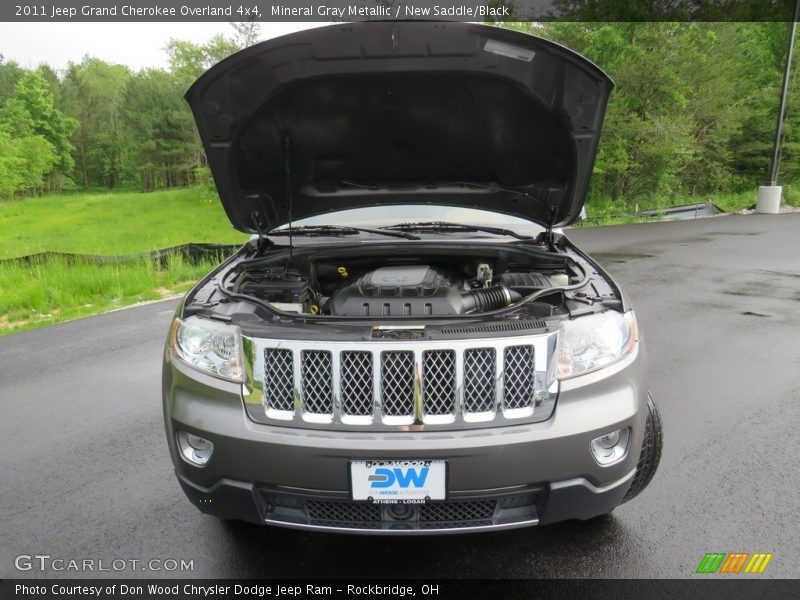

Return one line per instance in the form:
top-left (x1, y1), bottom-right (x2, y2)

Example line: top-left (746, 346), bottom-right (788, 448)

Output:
top-left (1, 213), bottom-right (799, 579)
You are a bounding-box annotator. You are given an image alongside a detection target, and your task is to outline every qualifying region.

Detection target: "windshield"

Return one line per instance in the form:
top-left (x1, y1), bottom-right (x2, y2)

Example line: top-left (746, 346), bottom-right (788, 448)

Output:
top-left (275, 205), bottom-right (542, 231)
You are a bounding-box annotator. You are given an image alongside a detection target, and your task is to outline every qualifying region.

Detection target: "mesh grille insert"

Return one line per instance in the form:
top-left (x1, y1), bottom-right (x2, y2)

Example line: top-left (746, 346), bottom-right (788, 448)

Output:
top-left (381, 351), bottom-right (415, 416)
top-left (503, 345), bottom-right (535, 410)
top-left (463, 348), bottom-right (497, 413)
top-left (340, 351), bottom-right (374, 417)
top-left (420, 500), bottom-right (497, 522)
top-left (264, 348), bottom-right (294, 412)
top-left (422, 350), bottom-right (456, 416)
top-left (300, 350), bottom-right (333, 415)
top-left (305, 501), bottom-right (382, 524)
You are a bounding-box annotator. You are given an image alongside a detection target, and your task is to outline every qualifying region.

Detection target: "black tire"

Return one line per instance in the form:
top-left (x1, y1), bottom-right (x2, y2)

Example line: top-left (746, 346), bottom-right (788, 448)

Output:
top-left (622, 393), bottom-right (663, 503)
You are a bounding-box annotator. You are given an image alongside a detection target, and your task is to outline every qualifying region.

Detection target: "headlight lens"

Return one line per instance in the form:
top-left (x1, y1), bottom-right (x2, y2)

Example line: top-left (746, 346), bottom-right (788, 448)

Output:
top-left (170, 317), bottom-right (244, 382)
top-left (557, 310), bottom-right (638, 379)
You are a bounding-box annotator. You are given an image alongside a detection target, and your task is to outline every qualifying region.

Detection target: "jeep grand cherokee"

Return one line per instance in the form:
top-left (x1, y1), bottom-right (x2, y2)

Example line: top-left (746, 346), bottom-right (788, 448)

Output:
top-left (162, 21), bottom-right (663, 534)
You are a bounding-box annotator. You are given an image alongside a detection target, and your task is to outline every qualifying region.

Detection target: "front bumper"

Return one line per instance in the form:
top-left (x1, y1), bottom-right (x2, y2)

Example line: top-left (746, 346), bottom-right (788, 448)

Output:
top-left (176, 467), bottom-right (635, 534)
top-left (163, 342), bottom-right (648, 533)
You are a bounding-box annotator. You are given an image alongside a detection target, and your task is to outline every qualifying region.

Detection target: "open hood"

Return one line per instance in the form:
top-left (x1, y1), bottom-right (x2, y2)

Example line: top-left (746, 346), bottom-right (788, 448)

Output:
top-left (186, 22), bottom-right (613, 233)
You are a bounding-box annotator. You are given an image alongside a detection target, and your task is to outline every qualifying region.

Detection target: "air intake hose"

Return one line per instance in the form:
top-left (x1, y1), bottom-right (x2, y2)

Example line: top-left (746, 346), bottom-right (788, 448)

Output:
top-left (461, 284), bottom-right (522, 313)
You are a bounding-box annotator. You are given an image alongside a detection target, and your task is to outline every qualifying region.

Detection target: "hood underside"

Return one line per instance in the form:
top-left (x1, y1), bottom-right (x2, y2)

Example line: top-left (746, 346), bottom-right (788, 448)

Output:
top-left (186, 22), bottom-right (613, 233)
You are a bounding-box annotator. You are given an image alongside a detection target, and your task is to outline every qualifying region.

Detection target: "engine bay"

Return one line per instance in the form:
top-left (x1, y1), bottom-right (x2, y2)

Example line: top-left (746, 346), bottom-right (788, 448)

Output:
top-left (221, 242), bottom-right (592, 320)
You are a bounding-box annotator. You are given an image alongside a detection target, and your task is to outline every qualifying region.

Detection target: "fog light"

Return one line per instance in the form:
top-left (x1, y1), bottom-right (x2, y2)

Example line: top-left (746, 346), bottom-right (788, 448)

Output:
top-left (591, 428), bottom-right (630, 466)
top-left (177, 431), bottom-right (214, 466)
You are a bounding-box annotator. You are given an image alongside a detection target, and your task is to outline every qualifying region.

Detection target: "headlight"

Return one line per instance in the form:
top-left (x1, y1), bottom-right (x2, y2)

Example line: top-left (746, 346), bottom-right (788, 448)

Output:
top-left (170, 317), bottom-right (244, 382)
top-left (557, 310), bottom-right (638, 379)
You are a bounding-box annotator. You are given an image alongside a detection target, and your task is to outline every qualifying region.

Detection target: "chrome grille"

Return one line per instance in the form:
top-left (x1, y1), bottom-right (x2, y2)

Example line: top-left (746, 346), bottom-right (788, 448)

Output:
top-left (264, 348), bottom-right (294, 412)
top-left (300, 350), bottom-right (333, 415)
top-left (340, 351), bottom-right (373, 417)
top-left (503, 345), bottom-right (535, 410)
top-left (381, 351), bottom-right (415, 417)
top-left (249, 333), bottom-right (557, 429)
top-left (422, 350), bottom-right (456, 416)
top-left (463, 348), bottom-right (497, 414)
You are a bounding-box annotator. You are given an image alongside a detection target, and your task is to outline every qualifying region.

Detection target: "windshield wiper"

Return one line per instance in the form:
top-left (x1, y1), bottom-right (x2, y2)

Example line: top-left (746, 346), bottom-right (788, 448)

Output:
top-left (269, 224), bottom-right (420, 240)
top-left (382, 221), bottom-right (533, 241)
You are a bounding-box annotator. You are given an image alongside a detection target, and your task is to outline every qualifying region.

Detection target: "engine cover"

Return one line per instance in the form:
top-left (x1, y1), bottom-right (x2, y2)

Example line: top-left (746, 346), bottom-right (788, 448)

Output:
top-left (328, 266), bottom-right (464, 317)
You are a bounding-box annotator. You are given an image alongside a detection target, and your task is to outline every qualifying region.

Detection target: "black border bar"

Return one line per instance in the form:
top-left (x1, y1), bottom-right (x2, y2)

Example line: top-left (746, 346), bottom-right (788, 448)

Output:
top-left (1, 0), bottom-right (797, 22)
top-left (1, 579), bottom-right (799, 600)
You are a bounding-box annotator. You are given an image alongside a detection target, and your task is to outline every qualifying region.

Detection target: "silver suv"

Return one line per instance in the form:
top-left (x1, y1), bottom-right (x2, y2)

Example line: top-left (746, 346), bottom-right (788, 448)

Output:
top-left (162, 22), bottom-right (662, 534)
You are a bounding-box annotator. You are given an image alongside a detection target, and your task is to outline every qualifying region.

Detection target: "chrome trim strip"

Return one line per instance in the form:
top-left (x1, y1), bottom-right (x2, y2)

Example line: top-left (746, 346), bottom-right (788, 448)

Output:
top-left (261, 517), bottom-right (541, 536)
top-left (331, 349), bottom-right (342, 422)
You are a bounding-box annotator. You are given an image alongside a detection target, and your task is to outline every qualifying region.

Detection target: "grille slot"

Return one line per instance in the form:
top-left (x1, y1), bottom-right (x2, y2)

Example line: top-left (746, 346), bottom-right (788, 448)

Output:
top-left (503, 345), bottom-right (535, 410)
top-left (264, 348), bottom-right (294, 412)
top-left (340, 351), bottom-right (373, 417)
top-left (463, 348), bottom-right (497, 413)
top-left (305, 501), bottom-right (382, 524)
top-left (422, 349), bottom-right (456, 416)
top-left (381, 351), bottom-right (416, 417)
top-left (300, 350), bottom-right (333, 415)
top-left (420, 500), bottom-right (497, 522)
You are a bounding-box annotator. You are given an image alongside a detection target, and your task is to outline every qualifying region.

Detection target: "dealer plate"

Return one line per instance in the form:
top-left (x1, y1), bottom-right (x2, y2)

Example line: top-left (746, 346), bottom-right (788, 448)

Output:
top-left (350, 460), bottom-right (446, 503)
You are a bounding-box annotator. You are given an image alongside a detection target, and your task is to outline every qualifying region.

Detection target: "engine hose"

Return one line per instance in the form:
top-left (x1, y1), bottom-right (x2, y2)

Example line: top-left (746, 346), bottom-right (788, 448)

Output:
top-left (461, 284), bottom-right (522, 313)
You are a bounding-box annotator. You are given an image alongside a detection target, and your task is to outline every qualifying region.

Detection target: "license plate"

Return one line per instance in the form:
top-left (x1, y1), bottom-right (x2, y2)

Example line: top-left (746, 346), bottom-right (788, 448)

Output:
top-left (350, 460), bottom-right (447, 503)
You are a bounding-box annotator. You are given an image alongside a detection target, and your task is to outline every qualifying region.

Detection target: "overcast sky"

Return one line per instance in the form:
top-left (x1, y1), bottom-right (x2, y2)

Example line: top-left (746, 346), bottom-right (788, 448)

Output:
top-left (0, 22), bottom-right (326, 72)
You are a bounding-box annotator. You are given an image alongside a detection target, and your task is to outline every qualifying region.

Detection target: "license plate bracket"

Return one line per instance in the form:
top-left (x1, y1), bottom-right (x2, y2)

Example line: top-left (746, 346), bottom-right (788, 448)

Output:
top-left (350, 460), bottom-right (447, 504)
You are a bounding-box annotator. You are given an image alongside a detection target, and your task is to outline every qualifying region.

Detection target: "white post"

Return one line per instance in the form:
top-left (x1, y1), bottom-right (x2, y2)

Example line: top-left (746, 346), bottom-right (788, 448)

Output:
top-left (756, 185), bottom-right (782, 214)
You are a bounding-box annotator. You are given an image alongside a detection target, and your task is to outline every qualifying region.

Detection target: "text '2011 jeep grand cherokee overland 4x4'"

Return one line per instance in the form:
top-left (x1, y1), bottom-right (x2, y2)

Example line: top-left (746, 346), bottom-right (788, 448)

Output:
top-left (163, 22), bottom-right (663, 534)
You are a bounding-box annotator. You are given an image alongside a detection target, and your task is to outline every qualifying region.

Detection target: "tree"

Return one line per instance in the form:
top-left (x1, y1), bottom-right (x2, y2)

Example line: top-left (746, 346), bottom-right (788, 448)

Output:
top-left (0, 57), bottom-right (24, 105)
top-left (229, 21), bottom-right (261, 48)
top-left (165, 34), bottom-right (239, 88)
top-left (123, 69), bottom-right (198, 190)
top-left (0, 120), bottom-right (58, 197)
top-left (62, 58), bottom-right (131, 188)
top-left (0, 69), bottom-right (76, 190)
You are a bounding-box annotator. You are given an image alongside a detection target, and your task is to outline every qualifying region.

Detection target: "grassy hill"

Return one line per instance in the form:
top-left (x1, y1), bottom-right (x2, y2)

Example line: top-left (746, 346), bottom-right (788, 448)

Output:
top-left (0, 187), bottom-right (247, 259)
top-left (0, 187), bottom-right (248, 335)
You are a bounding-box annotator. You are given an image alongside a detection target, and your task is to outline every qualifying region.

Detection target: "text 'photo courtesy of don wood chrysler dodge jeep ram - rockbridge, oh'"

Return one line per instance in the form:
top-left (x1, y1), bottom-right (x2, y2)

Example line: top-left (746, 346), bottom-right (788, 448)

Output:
top-left (162, 21), bottom-right (663, 534)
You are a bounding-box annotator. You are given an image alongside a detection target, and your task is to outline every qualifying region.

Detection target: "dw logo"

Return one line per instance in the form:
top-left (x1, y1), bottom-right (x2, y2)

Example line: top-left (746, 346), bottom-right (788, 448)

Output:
top-left (369, 466), bottom-right (429, 489)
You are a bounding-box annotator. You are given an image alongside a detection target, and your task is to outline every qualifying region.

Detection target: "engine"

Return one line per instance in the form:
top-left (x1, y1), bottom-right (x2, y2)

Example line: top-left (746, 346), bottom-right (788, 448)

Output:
top-left (327, 265), bottom-right (525, 317)
top-left (229, 248), bottom-right (569, 318)
top-left (328, 265), bottom-right (463, 317)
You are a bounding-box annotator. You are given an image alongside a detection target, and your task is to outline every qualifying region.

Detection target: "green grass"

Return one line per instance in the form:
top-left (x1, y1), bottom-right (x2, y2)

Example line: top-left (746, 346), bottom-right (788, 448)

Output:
top-left (0, 187), bottom-right (248, 335)
top-left (0, 187), bottom-right (248, 259)
top-left (0, 254), bottom-right (224, 334)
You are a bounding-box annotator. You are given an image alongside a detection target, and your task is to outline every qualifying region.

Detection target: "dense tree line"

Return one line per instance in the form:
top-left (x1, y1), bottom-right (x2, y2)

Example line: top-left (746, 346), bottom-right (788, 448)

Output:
top-left (510, 22), bottom-right (800, 203)
top-left (0, 22), bottom-right (259, 196)
top-left (0, 22), bottom-right (796, 204)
